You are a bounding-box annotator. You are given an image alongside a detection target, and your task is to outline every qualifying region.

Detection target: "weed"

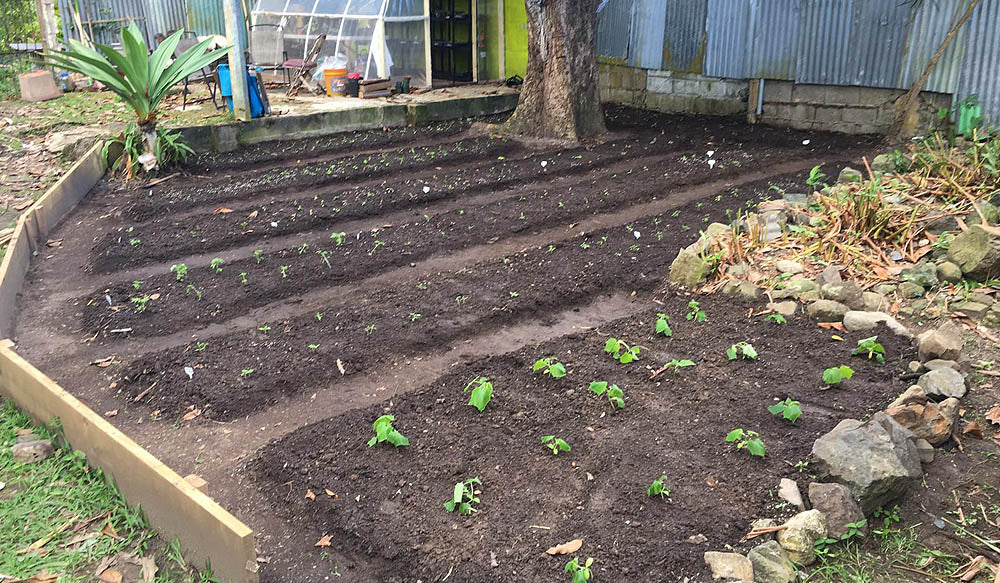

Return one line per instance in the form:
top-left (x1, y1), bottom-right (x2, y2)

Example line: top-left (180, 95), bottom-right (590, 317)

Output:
top-left (765, 313), bottom-right (786, 325)
top-left (814, 519), bottom-right (867, 552)
top-left (241, 368), bottom-right (254, 377)
top-left (541, 435), bottom-right (571, 455)
top-left (646, 475), bottom-right (671, 499)
top-left (257, 325), bottom-right (271, 332)
top-left (298, 243), bottom-right (310, 255)
top-left (253, 250), bottom-right (264, 264)
top-left (604, 338), bottom-right (644, 364)
top-left (657, 359), bottom-right (696, 373)
top-left (873, 505), bottom-right (900, 530)
top-left (822, 365), bottom-right (855, 386)
top-left (129, 238), bottom-right (141, 246)
top-left (239, 272), bottom-right (249, 285)
top-left (185, 284), bottom-right (202, 300)
top-left (280, 265), bottom-right (289, 278)
top-left (725, 428), bottom-right (766, 458)
top-left (443, 477), bottom-right (481, 515)
top-left (367, 414), bottom-right (409, 447)
top-left (308, 343), bottom-right (320, 350)
top-left (564, 557), bottom-right (594, 583)
top-left (209, 258), bottom-right (224, 273)
top-left (194, 342), bottom-right (208, 352)
top-left (409, 312), bottom-right (422, 322)
top-left (416, 282), bottom-right (428, 290)
top-left (131, 295), bottom-right (151, 313)
top-left (455, 294), bottom-right (469, 304)
top-left (368, 240), bottom-right (386, 255)
top-left (686, 300), bottom-right (707, 322)
top-left (132, 280), bottom-right (143, 290)
top-left (726, 342), bottom-right (758, 361)
top-left (806, 165), bottom-right (828, 188)
top-left (463, 376), bottom-right (493, 412)
top-left (655, 313), bottom-right (673, 337)
top-left (853, 336), bottom-right (885, 363)
top-left (589, 381), bottom-right (625, 409)
top-left (365, 324), bottom-right (376, 335)
top-left (509, 291), bottom-right (519, 298)
top-left (533, 357), bottom-right (567, 378)
top-left (767, 398), bottom-right (802, 423)
top-left (316, 249), bottom-right (331, 268)
top-left (170, 263), bottom-right (188, 281)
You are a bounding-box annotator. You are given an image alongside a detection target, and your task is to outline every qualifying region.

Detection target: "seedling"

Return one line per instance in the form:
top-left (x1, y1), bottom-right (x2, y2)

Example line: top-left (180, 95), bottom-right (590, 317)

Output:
top-left (315, 312), bottom-right (323, 321)
top-left (308, 343), bottom-right (320, 350)
top-left (853, 336), bottom-right (885, 363)
top-left (589, 381), bottom-right (625, 409)
top-left (409, 312), bottom-right (422, 322)
top-left (541, 435), bottom-right (571, 455)
top-left (366, 414), bottom-right (409, 447)
top-left (655, 313), bottom-right (672, 337)
top-left (239, 272), bottom-right (248, 285)
top-left (240, 368), bottom-right (254, 377)
top-left (685, 300), bottom-right (706, 322)
top-left (806, 165), bottom-right (827, 188)
top-left (604, 338), bottom-right (644, 364)
top-left (822, 365), bottom-right (855, 386)
top-left (185, 284), bottom-right (202, 300)
top-left (170, 263), bottom-right (187, 281)
top-left (297, 243), bottom-right (310, 255)
top-left (316, 249), bottom-right (331, 268)
top-left (767, 398), bottom-right (802, 423)
top-left (652, 359), bottom-right (695, 377)
top-left (131, 295), bottom-right (151, 313)
top-left (814, 519), bottom-right (867, 552)
top-left (443, 477), bottom-right (481, 515)
top-left (257, 324), bottom-right (271, 332)
top-left (194, 341), bottom-right (208, 352)
top-left (280, 265), bottom-right (289, 278)
top-left (129, 238), bottom-right (141, 246)
top-left (564, 557), bottom-right (594, 583)
top-left (210, 258), bottom-right (224, 273)
top-left (365, 324), bottom-right (376, 335)
top-left (646, 475), bottom-right (671, 499)
top-left (533, 357), bottom-right (567, 378)
top-left (463, 376), bottom-right (493, 412)
top-left (726, 342), bottom-right (758, 361)
top-left (132, 280), bottom-right (143, 290)
top-left (253, 249), bottom-right (264, 264)
top-left (725, 428), bottom-right (766, 458)
top-left (765, 313), bottom-right (786, 325)
top-left (330, 232), bottom-right (346, 246)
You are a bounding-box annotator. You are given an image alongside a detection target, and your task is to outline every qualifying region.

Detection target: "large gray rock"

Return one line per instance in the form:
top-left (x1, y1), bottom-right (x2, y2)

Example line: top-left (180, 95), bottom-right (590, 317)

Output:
top-left (704, 551), bottom-right (754, 581)
top-left (871, 153), bottom-right (896, 174)
top-left (952, 300), bottom-right (990, 320)
top-left (811, 412), bottom-right (922, 514)
top-left (842, 311), bottom-right (910, 337)
top-left (935, 261), bottom-right (963, 284)
top-left (985, 302), bottom-right (1000, 329)
top-left (747, 541), bottom-right (795, 583)
top-left (11, 439), bottom-right (54, 463)
top-left (838, 166), bottom-right (863, 184)
top-left (767, 301), bottom-right (797, 317)
top-left (862, 291), bottom-right (890, 312)
top-left (776, 510), bottom-right (827, 566)
top-left (947, 225), bottom-right (1000, 281)
top-left (917, 367), bottom-right (967, 399)
top-left (820, 282), bottom-right (864, 309)
top-left (807, 483), bottom-right (865, 538)
top-left (917, 321), bottom-right (963, 361)
top-left (900, 261), bottom-right (938, 289)
top-left (806, 300), bottom-right (850, 322)
top-left (777, 478), bottom-right (805, 511)
top-left (816, 265), bottom-right (843, 288)
top-left (669, 250), bottom-right (710, 288)
top-left (898, 281), bottom-right (925, 298)
top-left (967, 201), bottom-right (1000, 227)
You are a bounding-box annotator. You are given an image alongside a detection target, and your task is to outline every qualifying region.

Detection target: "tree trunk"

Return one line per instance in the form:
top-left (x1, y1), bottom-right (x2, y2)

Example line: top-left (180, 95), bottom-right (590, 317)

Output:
top-left (885, 0), bottom-right (980, 142)
top-left (501, 0), bottom-right (606, 141)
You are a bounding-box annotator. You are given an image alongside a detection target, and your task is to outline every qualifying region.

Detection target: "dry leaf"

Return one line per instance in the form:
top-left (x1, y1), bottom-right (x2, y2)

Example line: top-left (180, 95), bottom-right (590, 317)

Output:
top-left (987, 407), bottom-right (1000, 426)
top-left (91, 356), bottom-right (115, 367)
top-left (101, 518), bottom-right (122, 540)
top-left (705, 476), bottom-right (718, 488)
top-left (98, 568), bottom-right (123, 583)
top-left (315, 535), bottom-right (332, 547)
top-left (104, 409), bottom-right (118, 418)
top-left (304, 489), bottom-right (316, 500)
top-left (324, 489), bottom-right (339, 499)
top-left (213, 207), bottom-right (234, 214)
top-left (336, 359), bottom-right (346, 375)
top-left (817, 322), bottom-right (846, 332)
top-left (182, 408), bottom-right (201, 421)
top-left (962, 421), bottom-right (984, 439)
top-left (139, 556), bottom-right (158, 583)
top-left (22, 569), bottom-right (58, 583)
top-left (546, 539), bottom-right (583, 555)
top-left (46, 239), bottom-right (63, 247)
top-left (248, 210), bottom-right (259, 219)
top-left (13, 199), bottom-right (33, 211)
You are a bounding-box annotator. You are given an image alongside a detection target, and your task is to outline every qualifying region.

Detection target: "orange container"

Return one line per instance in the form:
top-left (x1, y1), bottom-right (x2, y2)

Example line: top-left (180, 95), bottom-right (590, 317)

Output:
top-left (324, 68), bottom-right (348, 96)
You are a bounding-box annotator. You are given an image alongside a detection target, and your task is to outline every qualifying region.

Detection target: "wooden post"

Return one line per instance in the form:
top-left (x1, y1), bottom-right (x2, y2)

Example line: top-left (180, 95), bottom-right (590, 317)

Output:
top-left (224, 0), bottom-right (251, 121)
top-left (34, 0), bottom-right (59, 51)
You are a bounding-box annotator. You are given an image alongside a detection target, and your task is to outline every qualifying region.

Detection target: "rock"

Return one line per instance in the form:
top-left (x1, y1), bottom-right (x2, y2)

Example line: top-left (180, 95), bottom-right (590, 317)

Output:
top-left (871, 153), bottom-right (896, 174)
top-left (184, 474), bottom-right (208, 491)
top-left (967, 201), bottom-right (999, 227)
top-left (773, 278), bottom-right (818, 300)
top-left (875, 283), bottom-right (898, 296)
top-left (898, 281), bottom-right (925, 298)
top-left (11, 440), bottom-right (54, 463)
top-left (775, 259), bottom-right (804, 274)
top-left (778, 478), bottom-right (805, 511)
top-left (806, 300), bottom-right (850, 322)
top-left (889, 385), bottom-right (928, 408)
top-left (747, 541), bottom-right (795, 583)
top-left (924, 359), bottom-right (960, 372)
top-left (862, 292), bottom-right (890, 312)
top-left (45, 125), bottom-right (116, 162)
top-left (917, 321), bottom-right (963, 361)
top-left (782, 192), bottom-right (812, 209)
top-left (984, 302), bottom-right (1000, 329)
top-left (693, 222), bottom-right (732, 253)
top-left (727, 262), bottom-right (751, 278)
top-left (917, 367), bottom-right (967, 399)
top-left (799, 290), bottom-right (820, 302)
top-left (820, 282), bottom-right (864, 309)
top-left (885, 397), bottom-right (959, 446)
top-left (816, 265), bottom-right (843, 288)
top-left (926, 213), bottom-right (960, 235)
top-left (838, 166), bottom-right (863, 184)
top-left (935, 261), bottom-right (963, 284)
top-left (776, 510), bottom-right (827, 566)
top-left (907, 360), bottom-right (924, 374)
top-left (914, 439), bottom-right (935, 463)
top-left (704, 551), bottom-right (754, 581)
top-left (750, 518), bottom-right (779, 541)
top-left (842, 311), bottom-right (910, 337)
top-left (947, 225), bottom-right (1000, 281)
top-left (767, 301), bottom-right (797, 317)
top-left (737, 282), bottom-right (760, 300)
top-left (900, 261), bottom-right (938, 289)
top-left (807, 483), bottom-right (865, 539)
top-left (669, 250), bottom-right (710, 288)
top-left (687, 533), bottom-right (708, 544)
top-left (952, 300), bottom-right (990, 319)
top-left (15, 432), bottom-right (39, 444)
top-left (811, 412), bottom-right (922, 514)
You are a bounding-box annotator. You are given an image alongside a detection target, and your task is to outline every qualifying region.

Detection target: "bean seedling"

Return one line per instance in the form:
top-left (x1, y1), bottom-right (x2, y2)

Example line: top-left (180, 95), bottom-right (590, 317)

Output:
top-left (330, 232), bottom-right (346, 246)
top-left (315, 312), bottom-right (323, 321)
top-left (589, 381), bottom-right (625, 409)
top-left (540, 435), bottom-right (570, 455)
top-left (280, 265), bottom-right (289, 278)
top-left (463, 376), bottom-right (493, 412)
top-left (210, 258), bottom-right (224, 273)
top-left (533, 357), bottom-right (567, 378)
top-left (443, 477), bottom-right (481, 515)
top-left (765, 313), bottom-right (786, 325)
top-left (686, 300), bottom-right (706, 322)
top-left (646, 475), bottom-right (671, 499)
top-left (604, 338), bottom-right (644, 364)
top-left (316, 249), bottom-right (331, 268)
top-left (240, 368), bottom-right (254, 377)
top-left (130, 295), bottom-right (151, 313)
top-left (726, 342), bottom-right (758, 361)
top-left (253, 249), bottom-right (264, 264)
top-left (725, 428), bottom-right (765, 457)
top-left (239, 272), bottom-right (248, 285)
top-left (132, 280), bottom-right (142, 290)
top-left (185, 284), bottom-right (202, 300)
top-left (853, 336), bottom-right (885, 363)
top-left (822, 365), bottom-right (855, 386)
top-left (767, 398), bottom-right (802, 423)
top-left (257, 324), bottom-right (271, 332)
top-left (655, 313), bottom-right (672, 337)
top-left (194, 342), bottom-right (208, 352)
top-left (564, 557), bottom-right (594, 583)
top-left (170, 263), bottom-right (188, 281)
top-left (366, 414), bottom-right (409, 447)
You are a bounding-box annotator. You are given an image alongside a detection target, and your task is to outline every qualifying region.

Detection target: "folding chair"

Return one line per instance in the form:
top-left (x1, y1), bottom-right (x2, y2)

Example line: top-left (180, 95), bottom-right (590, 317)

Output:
top-left (249, 23), bottom-right (289, 85)
top-left (286, 34), bottom-right (327, 97)
top-left (177, 34), bottom-right (221, 110)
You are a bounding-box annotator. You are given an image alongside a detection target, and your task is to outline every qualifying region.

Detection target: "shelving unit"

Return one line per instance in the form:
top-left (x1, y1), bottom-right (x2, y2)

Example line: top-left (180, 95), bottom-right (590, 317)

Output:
top-left (431, 0), bottom-right (473, 83)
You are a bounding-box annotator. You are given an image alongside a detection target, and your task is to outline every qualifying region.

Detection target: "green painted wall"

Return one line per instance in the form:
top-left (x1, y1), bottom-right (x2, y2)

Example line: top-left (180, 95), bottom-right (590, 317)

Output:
top-left (478, 0), bottom-right (502, 81)
top-left (503, 0), bottom-right (527, 78)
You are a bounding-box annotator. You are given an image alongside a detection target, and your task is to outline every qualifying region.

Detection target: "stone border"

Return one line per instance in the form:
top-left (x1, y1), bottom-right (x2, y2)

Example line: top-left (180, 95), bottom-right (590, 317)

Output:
top-left (0, 143), bottom-right (259, 583)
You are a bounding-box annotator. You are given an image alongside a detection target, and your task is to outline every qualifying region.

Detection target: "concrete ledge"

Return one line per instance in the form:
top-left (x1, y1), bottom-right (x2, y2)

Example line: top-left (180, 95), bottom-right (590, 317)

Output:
top-left (0, 143), bottom-right (259, 583)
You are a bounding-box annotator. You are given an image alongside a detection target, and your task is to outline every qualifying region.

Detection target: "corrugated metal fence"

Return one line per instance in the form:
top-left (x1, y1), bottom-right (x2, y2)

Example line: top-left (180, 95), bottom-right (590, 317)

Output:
top-left (597, 0), bottom-right (1000, 121)
top-left (59, 0), bottom-right (230, 45)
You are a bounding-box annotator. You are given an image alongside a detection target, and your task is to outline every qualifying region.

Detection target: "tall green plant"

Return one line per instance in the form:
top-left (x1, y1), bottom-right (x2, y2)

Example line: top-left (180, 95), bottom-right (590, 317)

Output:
top-left (42, 23), bottom-right (229, 170)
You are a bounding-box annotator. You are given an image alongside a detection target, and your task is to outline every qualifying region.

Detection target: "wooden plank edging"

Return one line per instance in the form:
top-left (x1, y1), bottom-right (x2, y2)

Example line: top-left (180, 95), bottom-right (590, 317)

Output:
top-left (0, 143), bottom-right (259, 583)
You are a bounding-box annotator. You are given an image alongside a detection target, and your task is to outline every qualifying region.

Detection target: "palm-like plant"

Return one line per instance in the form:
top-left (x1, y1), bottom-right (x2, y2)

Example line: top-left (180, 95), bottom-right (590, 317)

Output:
top-left (43, 23), bottom-right (230, 170)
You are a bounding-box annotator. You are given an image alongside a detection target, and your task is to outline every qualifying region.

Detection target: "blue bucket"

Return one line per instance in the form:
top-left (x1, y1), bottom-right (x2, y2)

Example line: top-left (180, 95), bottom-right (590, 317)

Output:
top-left (217, 64), bottom-right (264, 118)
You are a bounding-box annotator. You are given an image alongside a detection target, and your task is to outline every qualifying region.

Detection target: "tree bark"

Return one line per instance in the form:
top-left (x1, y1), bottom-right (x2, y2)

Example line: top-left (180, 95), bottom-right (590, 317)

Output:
top-left (501, 0), bottom-right (607, 141)
top-left (886, 0), bottom-right (980, 142)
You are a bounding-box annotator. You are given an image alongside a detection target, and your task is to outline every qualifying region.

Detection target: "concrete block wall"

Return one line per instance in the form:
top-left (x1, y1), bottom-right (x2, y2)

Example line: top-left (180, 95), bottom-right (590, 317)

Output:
top-left (598, 62), bottom-right (746, 116)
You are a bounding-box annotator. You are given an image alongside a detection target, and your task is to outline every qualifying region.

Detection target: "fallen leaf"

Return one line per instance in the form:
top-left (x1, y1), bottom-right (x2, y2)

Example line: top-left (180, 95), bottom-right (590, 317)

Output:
top-left (13, 199), bottom-right (34, 211)
top-left (46, 239), bottom-right (63, 247)
top-left (705, 476), bottom-right (718, 488)
top-left (818, 322), bottom-right (846, 332)
top-left (546, 539), bottom-right (583, 555)
top-left (139, 556), bottom-right (157, 583)
top-left (324, 489), bottom-right (338, 499)
top-left (315, 535), bottom-right (332, 547)
top-left (248, 210), bottom-right (258, 219)
top-left (149, 293), bottom-right (160, 300)
top-left (213, 207), bottom-right (233, 214)
top-left (91, 356), bottom-right (115, 367)
top-left (304, 489), bottom-right (316, 500)
top-left (987, 407), bottom-right (1000, 426)
top-left (104, 409), bottom-right (118, 417)
top-left (98, 568), bottom-right (122, 583)
top-left (336, 359), bottom-right (346, 375)
top-left (962, 421), bottom-right (984, 439)
top-left (182, 408), bottom-right (202, 421)
top-left (22, 569), bottom-right (58, 583)
top-left (101, 518), bottom-right (122, 540)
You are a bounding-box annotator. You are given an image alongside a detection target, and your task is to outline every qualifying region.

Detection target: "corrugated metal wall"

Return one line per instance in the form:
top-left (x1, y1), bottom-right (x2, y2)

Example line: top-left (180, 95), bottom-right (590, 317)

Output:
top-left (58, 0), bottom-right (153, 46)
top-left (186, 0), bottom-right (228, 37)
top-left (597, 0), bottom-right (1000, 122)
top-left (148, 0), bottom-right (189, 36)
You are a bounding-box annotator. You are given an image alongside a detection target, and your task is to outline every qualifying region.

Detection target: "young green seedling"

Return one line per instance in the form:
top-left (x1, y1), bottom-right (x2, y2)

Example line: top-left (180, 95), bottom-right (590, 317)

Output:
top-left (655, 313), bottom-right (673, 337)
top-left (170, 263), bottom-right (187, 281)
top-left (330, 232), bottom-right (346, 246)
top-left (853, 336), bottom-right (885, 363)
top-left (130, 295), bottom-right (151, 313)
top-left (316, 249), bottom-right (331, 268)
top-left (541, 435), bottom-right (571, 455)
top-left (297, 243), bottom-right (310, 255)
top-left (646, 475), bottom-right (671, 499)
top-left (822, 365), bottom-right (855, 386)
top-left (210, 258), bottom-right (224, 273)
top-left (239, 272), bottom-right (248, 285)
top-left (589, 381), bottom-right (625, 409)
top-left (280, 265), bottom-right (289, 278)
top-left (443, 477), bottom-right (481, 515)
top-left (686, 300), bottom-right (706, 322)
top-left (765, 313), bottom-right (786, 325)
top-left (726, 342), bottom-right (758, 361)
top-left (185, 284), bottom-right (202, 300)
top-left (604, 338), bottom-right (644, 364)
top-left (366, 414), bottom-right (409, 447)
top-left (132, 280), bottom-right (143, 290)
top-left (767, 398), bottom-right (802, 423)
top-left (464, 376), bottom-right (493, 413)
top-left (194, 341), bottom-right (208, 352)
top-left (564, 557), bottom-right (594, 583)
top-left (253, 249), bottom-right (264, 264)
top-left (650, 359), bottom-right (695, 379)
top-left (725, 428), bottom-right (766, 458)
top-left (240, 368), bottom-right (254, 377)
top-left (533, 357), bottom-right (567, 378)
top-left (315, 312), bottom-right (323, 321)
